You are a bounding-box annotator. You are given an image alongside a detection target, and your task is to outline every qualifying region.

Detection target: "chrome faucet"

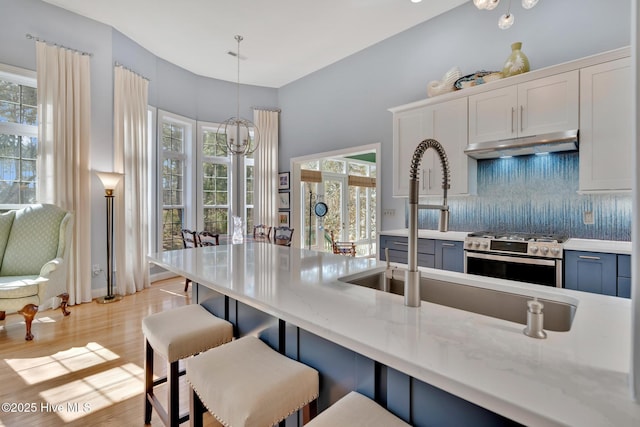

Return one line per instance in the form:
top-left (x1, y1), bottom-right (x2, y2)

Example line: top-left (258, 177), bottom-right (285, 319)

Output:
top-left (405, 139), bottom-right (450, 307)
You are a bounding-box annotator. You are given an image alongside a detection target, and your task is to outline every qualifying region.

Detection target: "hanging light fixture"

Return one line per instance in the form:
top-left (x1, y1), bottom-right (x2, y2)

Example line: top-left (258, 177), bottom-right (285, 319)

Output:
top-left (218, 35), bottom-right (260, 156)
top-left (473, 0), bottom-right (539, 29)
top-left (498, 0), bottom-right (515, 29)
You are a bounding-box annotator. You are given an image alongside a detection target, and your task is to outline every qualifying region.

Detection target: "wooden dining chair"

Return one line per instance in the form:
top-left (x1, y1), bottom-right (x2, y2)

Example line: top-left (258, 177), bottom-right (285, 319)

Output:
top-left (330, 230), bottom-right (356, 257)
top-left (197, 230), bottom-right (220, 247)
top-left (181, 229), bottom-right (220, 291)
top-left (181, 229), bottom-right (198, 291)
top-left (273, 226), bottom-right (294, 246)
top-left (253, 224), bottom-right (272, 242)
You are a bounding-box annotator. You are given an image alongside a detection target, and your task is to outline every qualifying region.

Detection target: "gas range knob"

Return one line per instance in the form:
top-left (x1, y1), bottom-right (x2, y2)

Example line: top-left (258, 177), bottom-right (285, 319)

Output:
top-left (481, 242), bottom-right (489, 249)
top-left (530, 245), bottom-right (538, 253)
top-left (551, 247), bottom-right (561, 255)
top-left (473, 241), bottom-right (481, 248)
top-left (540, 247), bottom-right (549, 255)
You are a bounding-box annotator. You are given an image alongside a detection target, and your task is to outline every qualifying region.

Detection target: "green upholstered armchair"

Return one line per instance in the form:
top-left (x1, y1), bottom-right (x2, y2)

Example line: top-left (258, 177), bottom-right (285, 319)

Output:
top-left (0, 204), bottom-right (74, 340)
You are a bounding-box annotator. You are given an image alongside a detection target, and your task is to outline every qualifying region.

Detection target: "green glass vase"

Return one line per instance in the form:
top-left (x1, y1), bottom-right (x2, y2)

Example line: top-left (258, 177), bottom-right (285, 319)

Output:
top-left (502, 42), bottom-right (530, 77)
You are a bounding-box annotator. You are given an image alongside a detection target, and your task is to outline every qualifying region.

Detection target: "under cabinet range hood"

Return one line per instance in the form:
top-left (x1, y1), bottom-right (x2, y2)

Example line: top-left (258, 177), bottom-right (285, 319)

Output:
top-left (464, 130), bottom-right (579, 159)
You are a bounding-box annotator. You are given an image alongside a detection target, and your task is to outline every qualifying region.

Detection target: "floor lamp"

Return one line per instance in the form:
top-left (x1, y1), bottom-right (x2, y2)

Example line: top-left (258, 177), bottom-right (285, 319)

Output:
top-left (95, 171), bottom-right (124, 304)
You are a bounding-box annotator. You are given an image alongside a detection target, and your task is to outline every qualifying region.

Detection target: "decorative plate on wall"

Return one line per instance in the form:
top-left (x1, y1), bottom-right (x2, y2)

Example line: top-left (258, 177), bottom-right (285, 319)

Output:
top-left (314, 202), bottom-right (328, 217)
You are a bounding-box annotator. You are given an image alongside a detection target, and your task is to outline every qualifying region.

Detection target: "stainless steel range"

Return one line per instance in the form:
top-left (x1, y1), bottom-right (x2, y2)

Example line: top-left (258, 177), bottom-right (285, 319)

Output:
top-left (464, 232), bottom-right (567, 288)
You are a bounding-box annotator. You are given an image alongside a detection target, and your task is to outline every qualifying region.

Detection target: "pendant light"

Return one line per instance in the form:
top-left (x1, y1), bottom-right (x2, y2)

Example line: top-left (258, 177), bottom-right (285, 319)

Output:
top-left (217, 35), bottom-right (260, 156)
top-left (473, 0), bottom-right (539, 29)
top-left (498, 0), bottom-right (515, 30)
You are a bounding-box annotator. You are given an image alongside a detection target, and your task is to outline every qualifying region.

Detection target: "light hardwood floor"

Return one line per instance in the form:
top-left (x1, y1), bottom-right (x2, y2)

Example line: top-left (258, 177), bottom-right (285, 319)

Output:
top-left (0, 277), bottom-right (219, 426)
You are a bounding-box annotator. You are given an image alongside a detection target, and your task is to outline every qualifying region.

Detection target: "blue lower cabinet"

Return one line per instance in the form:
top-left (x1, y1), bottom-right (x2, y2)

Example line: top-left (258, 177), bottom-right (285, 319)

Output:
top-left (618, 277), bottom-right (631, 299)
top-left (617, 254), bottom-right (631, 298)
top-left (435, 240), bottom-right (464, 273)
top-left (564, 251), bottom-right (617, 296)
top-left (297, 329), bottom-right (376, 412)
top-left (380, 235), bottom-right (456, 270)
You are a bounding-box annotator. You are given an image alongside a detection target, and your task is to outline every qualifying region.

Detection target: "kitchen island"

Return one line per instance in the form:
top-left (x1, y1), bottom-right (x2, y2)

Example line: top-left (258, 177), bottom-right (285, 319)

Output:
top-left (149, 243), bottom-right (640, 426)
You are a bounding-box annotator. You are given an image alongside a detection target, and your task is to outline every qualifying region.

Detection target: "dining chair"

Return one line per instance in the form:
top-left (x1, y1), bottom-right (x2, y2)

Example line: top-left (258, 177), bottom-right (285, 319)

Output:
top-left (330, 230), bottom-right (356, 257)
top-left (273, 226), bottom-right (294, 246)
top-left (253, 224), bottom-right (272, 242)
top-left (181, 229), bottom-right (220, 291)
top-left (197, 230), bottom-right (220, 247)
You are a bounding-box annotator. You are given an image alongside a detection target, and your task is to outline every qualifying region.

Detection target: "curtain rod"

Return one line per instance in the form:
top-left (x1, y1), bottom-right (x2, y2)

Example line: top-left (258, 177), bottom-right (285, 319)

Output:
top-left (251, 106), bottom-right (281, 113)
top-left (25, 33), bottom-right (93, 57)
top-left (114, 62), bottom-right (150, 81)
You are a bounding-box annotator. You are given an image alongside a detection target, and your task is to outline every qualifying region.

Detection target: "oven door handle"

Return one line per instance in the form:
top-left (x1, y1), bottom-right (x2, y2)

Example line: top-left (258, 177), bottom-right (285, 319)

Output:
top-left (465, 251), bottom-right (557, 266)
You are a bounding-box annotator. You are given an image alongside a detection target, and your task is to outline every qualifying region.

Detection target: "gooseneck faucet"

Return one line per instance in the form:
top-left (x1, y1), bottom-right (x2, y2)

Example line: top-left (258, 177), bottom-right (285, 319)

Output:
top-left (405, 139), bottom-right (450, 307)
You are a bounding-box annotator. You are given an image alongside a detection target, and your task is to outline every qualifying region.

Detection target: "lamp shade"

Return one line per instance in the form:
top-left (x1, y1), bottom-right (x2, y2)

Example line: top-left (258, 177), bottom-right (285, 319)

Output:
top-left (96, 171), bottom-right (123, 191)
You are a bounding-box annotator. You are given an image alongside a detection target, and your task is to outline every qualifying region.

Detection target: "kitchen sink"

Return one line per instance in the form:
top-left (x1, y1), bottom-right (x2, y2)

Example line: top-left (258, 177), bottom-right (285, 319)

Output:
top-left (342, 270), bottom-right (576, 332)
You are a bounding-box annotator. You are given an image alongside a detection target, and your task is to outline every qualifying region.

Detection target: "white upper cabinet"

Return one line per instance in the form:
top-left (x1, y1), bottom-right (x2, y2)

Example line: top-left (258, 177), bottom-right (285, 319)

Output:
top-left (579, 57), bottom-right (632, 192)
top-left (468, 70), bottom-right (579, 144)
top-left (392, 97), bottom-right (475, 198)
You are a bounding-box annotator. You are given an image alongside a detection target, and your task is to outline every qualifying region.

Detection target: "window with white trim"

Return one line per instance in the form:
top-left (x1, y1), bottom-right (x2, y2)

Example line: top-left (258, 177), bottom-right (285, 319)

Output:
top-left (0, 64), bottom-right (37, 206)
top-left (159, 111), bottom-right (195, 251)
top-left (196, 122), bottom-right (255, 237)
top-left (199, 124), bottom-right (231, 234)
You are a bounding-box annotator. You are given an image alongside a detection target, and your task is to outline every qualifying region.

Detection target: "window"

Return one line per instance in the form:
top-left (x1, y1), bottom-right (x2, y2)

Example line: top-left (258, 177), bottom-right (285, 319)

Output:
top-left (200, 125), bottom-right (230, 234)
top-left (196, 122), bottom-right (255, 238)
top-left (159, 111), bottom-right (195, 251)
top-left (156, 114), bottom-right (256, 252)
top-left (0, 65), bottom-right (37, 206)
top-left (244, 143), bottom-right (254, 234)
top-left (300, 155), bottom-right (377, 256)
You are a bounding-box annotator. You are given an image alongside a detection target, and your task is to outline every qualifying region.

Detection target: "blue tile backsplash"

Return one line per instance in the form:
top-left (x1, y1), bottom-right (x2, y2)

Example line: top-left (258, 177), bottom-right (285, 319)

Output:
top-left (414, 152), bottom-right (631, 241)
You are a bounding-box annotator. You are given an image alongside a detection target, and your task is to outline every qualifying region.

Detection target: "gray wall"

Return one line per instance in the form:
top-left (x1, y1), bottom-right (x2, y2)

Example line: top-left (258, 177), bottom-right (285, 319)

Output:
top-left (0, 0), bottom-right (277, 291)
top-left (278, 0), bottom-right (631, 231)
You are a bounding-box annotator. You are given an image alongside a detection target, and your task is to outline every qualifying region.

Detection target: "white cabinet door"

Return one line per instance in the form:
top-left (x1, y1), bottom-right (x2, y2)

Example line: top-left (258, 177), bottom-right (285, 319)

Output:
top-left (393, 98), bottom-right (475, 197)
top-left (468, 71), bottom-right (579, 144)
top-left (468, 86), bottom-right (517, 144)
top-left (518, 70), bottom-right (579, 137)
top-left (422, 97), bottom-right (474, 197)
top-left (579, 58), bottom-right (632, 192)
top-left (393, 108), bottom-right (424, 197)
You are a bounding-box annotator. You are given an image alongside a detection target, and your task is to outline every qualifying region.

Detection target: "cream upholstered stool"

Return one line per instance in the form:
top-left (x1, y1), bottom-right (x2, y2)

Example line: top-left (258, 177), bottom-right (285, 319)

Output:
top-left (186, 335), bottom-right (319, 427)
top-left (306, 391), bottom-right (410, 427)
top-left (142, 304), bottom-right (233, 427)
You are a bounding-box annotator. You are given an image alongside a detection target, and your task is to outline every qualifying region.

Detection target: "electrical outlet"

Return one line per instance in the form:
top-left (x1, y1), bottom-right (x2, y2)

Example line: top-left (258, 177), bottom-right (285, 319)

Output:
top-left (583, 211), bottom-right (594, 225)
top-left (92, 264), bottom-right (102, 276)
top-left (383, 209), bottom-right (396, 217)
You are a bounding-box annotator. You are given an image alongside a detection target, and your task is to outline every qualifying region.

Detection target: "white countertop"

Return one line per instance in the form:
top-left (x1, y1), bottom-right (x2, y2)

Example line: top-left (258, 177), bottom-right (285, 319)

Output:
top-left (381, 229), bottom-right (633, 254)
top-left (380, 228), bottom-right (468, 241)
top-left (149, 243), bottom-right (640, 426)
top-left (564, 238), bottom-right (632, 255)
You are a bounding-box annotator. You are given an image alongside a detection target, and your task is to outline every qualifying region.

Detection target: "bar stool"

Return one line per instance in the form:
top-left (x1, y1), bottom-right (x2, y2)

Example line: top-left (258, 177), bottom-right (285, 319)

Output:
top-left (142, 304), bottom-right (233, 426)
top-left (186, 335), bottom-right (319, 427)
top-left (306, 391), bottom-right (410, 427)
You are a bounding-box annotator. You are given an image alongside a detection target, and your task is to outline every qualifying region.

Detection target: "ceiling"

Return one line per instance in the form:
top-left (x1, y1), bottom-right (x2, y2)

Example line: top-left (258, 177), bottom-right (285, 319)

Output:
top-left (42, 0), bottom-right (467, 88)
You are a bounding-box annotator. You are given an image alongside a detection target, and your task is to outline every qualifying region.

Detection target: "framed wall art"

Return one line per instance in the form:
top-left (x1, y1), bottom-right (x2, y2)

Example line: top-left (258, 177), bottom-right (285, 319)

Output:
top-left (278, 211), bottom-right (290, 227)
top-left (278, 172), bottom-right (290, 190)
top-left (278, 191), bottom-right (290, 210)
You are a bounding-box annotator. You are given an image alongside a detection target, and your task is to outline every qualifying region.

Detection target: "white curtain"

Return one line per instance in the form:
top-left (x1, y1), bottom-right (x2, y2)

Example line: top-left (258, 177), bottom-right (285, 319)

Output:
top-left (113, 66), bottom-right (150, 295)
top-left (253, 109), bottom-right (279, 227)
top-left (36, 41), bottom-right (93, 305)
